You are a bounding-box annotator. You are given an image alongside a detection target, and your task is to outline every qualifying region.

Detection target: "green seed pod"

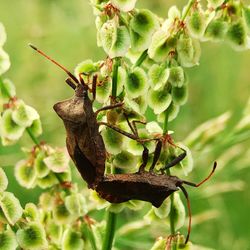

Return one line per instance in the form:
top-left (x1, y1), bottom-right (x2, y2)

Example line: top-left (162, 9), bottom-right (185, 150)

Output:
top-left (0, 192), bottom-right (23, 225)
top-left (53, 203), bottom-right (74, 225)
top-left (34, 151), bottom-right (49, 178)
top-left (243, 6), bottom-right (250, 32)
top-left (168, 5), bottom-right (181, 20)
top-left (166, 193), bottom-right (185, 230)
top-left (43, 149), bottom-right (69, 173)
top-left (130, 29), bottom-right (151, 52)
top-left (28, 119), bottom-right (42, 137)
top-left (207, 0), bottom-right (225, 9)
top-left (130, 9), bottom-right (159, 37)
top-left (205, 19), bottom-right (228, 41)
top-left (117, 66), bottom-right (126, 95)
top-left (0, 78), bottom-right (16, 101)
top-left (172, 83), bottom-right (188, 106)
top-left (125, 67), bottom-right (148, 98)
top-left (16, 222), bottom-right (48, 250)
top-left (153, 198), bottom-right (171, 219)
top-left (113, 150), bottom-right (139, 170)
top-left (148, 30), bottom-right (177, 62)
top-left (24, 203), bottom-right (39, 222)
top-left (148, 85), bottom-right (172, 114)
top-left (111, 0), bottom-right (137, 12)
top-left (186, 10), bottom-right (207, 39)
top-left (37, 172), bottom-right (59, 189)
top-left (0, 48), bottom-right (10, 75)
top-left (0, 109), bottom-right (25, 141)
top-left (125, 95), bottom-right (147, 114)
top-left (62, 228), bottom-right (84, 250)
top-left (0, 22), bottom-right (7, 46)
top-left (96, 79), bottom-right (112, 104)
top-left (101, 127), bottom-right (124, 154)
top-left (15, 160), bottom-right (36, 188)
top-left (74, 59), bottom-right (98, 76)
top-left (126, 129), bottom-right (155, 156)
top-left (39, 192), bottom-right (54, 211)
top-left (108, 203), bottom-right (125, 213)
top-left (157, 102), bottom-right (180, 123)
top-left (227, 19), bottom-right (248, 50)
top-left (46, 222), bottom-right (63, 245)
top-left (12, 101), bottom-right (39, 127)
top-left (145, 121), bottom-right (163, 134)
top-left (150, 237), bottom-right (167, 250)
top-left (0, 228), bottom-right (18, 250)
top-left (109, 25), bottom-right (130, 58)
top-left (65, 193), bottom-right (87, 217)
top-left (168, 66), bottom-right (185, 87)
top-left (0, 168), bottom-right (8, 192)
top-left (148, 64), bottom-right (170, 90)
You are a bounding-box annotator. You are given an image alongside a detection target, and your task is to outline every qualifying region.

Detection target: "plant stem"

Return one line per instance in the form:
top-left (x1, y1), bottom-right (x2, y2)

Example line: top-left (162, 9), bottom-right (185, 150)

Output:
top-left (181, 0), bottom-right (196, 21)
top-left (133, 49), bottom-right (148, 68)
top-left (26, 127), bottom-right (40, 145)
top-left (102, 211), bottom-right (117, 250)
top-left (111, 58), bottom-right (121, 100)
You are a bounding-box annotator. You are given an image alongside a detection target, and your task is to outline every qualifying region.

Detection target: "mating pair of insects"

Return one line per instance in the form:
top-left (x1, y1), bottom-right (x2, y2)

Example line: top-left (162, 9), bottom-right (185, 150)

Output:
top-left (30, 44), bottom-right (216, 244)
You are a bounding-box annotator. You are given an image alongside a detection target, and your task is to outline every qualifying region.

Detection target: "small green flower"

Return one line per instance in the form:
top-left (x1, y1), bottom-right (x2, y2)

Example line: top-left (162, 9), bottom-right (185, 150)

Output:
top-left (0, 228), bottom-right (18, 250)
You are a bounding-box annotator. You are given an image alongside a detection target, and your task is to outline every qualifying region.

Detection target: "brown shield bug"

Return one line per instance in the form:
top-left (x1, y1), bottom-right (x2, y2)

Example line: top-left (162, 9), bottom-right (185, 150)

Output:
top-left (29, 44), bottom-right (216, 243)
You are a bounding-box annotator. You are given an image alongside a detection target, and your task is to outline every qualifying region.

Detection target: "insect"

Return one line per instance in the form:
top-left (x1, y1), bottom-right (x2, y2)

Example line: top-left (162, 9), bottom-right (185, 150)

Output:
top-left (29, 44), bottom-right (216, 244)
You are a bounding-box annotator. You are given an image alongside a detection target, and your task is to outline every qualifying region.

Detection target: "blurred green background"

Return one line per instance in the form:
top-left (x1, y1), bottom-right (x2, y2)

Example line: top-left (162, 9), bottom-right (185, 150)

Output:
top-left (0, 0), bottom-right (250, 249)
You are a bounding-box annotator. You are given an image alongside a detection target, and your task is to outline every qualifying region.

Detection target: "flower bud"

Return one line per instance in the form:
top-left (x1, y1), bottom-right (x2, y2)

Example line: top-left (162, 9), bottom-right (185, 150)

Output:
top-left (172, 83), bottom-right (188, 106)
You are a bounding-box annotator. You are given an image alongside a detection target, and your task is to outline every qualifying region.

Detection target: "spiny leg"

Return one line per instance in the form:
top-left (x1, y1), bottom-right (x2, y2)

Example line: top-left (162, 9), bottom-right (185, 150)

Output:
top-left (179, 185), bottom-right (191, 244)
top-left (161, 148), bottom-right (187, 173)
top-left (149, 140), bottom-right (162, 172)
top-left (138, 146), bottom-right (149, 173)
top-left (95, 102), bottom-right (124, 116)
top-left (65, 77), bottom-right (76, 90)
top-left (92, 74), bottom-right (97, 101)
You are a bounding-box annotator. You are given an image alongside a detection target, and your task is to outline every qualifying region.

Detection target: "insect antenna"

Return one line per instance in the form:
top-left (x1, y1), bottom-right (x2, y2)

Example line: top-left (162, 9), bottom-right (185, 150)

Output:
top-left (182, 162), bottom-right (217, 187)
top-left (29, 43), bottom-right (79, 87)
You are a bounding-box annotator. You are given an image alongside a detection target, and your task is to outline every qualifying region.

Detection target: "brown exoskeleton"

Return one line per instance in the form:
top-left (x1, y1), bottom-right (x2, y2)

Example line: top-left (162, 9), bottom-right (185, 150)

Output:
top-left (29, 44), bottom-right (216, 244)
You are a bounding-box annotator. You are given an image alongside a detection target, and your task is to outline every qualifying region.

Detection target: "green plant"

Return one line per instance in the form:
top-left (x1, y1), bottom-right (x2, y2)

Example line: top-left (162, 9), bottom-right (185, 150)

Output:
top-left (1, 0), bottom-right (250, 249)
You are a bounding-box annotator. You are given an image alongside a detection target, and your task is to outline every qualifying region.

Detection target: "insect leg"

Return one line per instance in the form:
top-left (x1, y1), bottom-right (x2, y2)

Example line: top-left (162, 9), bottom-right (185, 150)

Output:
top-left (182, 162), bottom-right (217, 187)
top-left (92, 74), bottom-right (97, 101)
top-left (65, 77), bottom-right (77, 90)
top-left (178, 185), bottom-right (192, 244)
top-left (138, 145), bottom-right (149, 172)
top-left (149, 140), bottom-right (162, 172)
top-left (95, 102), bottom-right (124, 116)
top-left (98, 122), bottom-right (138, 140)
top-left (161, 149), bottom-right (187, 172)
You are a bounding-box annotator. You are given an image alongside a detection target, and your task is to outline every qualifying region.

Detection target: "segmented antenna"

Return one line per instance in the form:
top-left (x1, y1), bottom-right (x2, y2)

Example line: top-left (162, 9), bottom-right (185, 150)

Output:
top-left (180, 162), bottom-right (217, 244)
top-left (29, 43), bottom-right (79, 84)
